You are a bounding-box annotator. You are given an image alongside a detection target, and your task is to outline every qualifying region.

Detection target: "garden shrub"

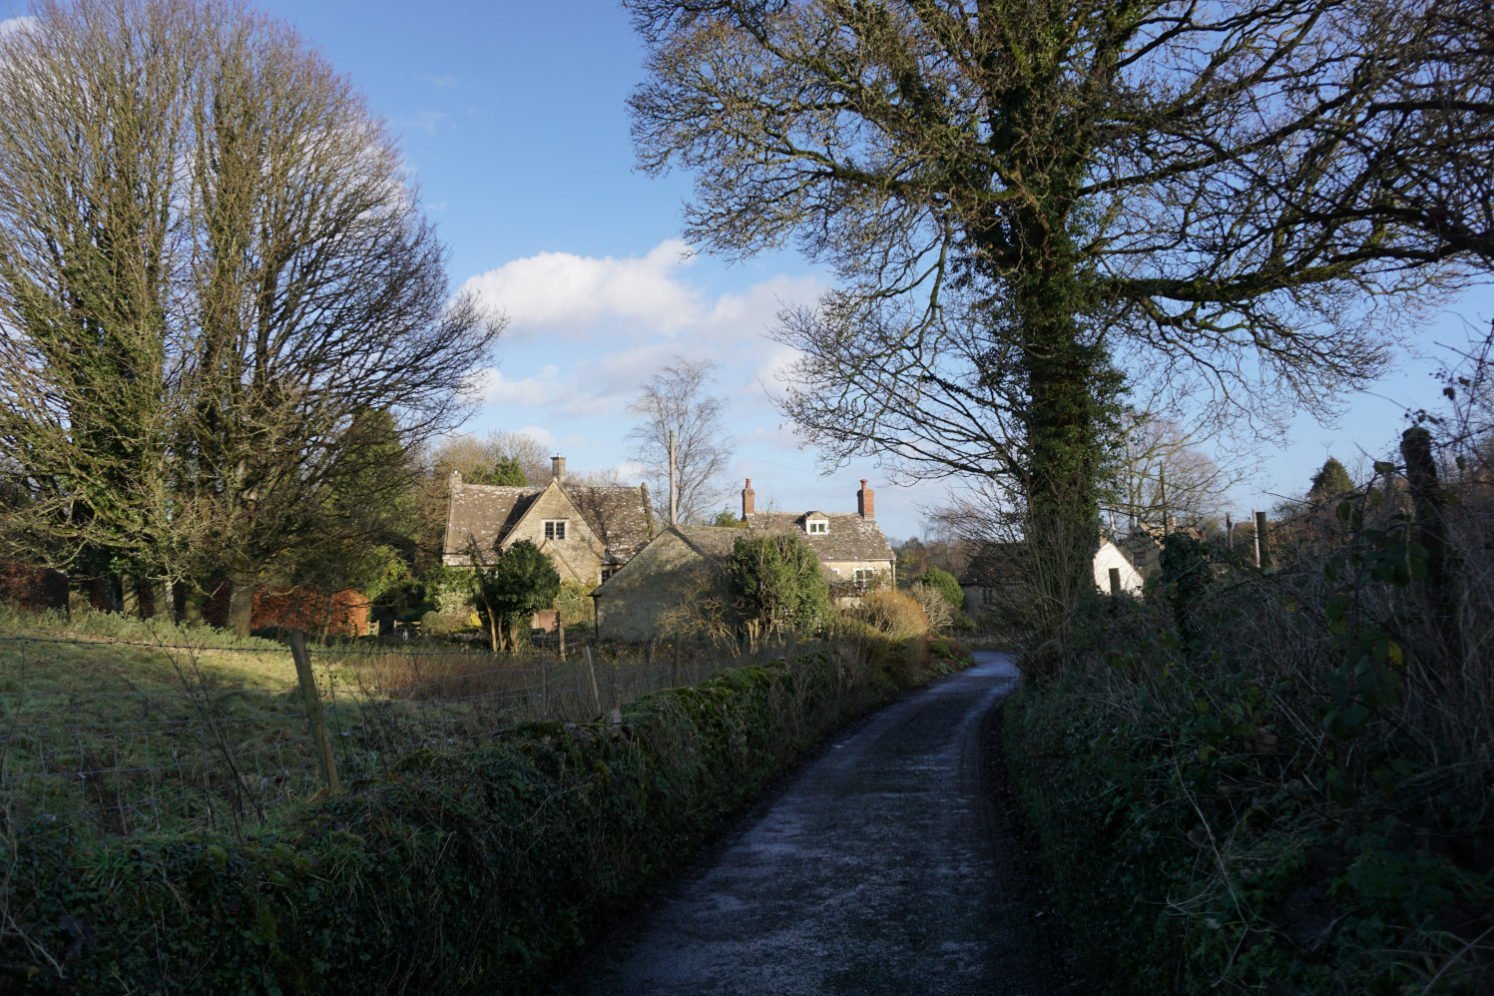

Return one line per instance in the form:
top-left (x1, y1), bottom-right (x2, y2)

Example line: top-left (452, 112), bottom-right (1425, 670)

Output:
top-left (855, 588), bottom-right (929, 640)
top-left (915, 566), bottom-right (964, 614)
top-left (907, 581), bottom-right (953, 633)
top-left (727, 532), bottom-right (831, 636)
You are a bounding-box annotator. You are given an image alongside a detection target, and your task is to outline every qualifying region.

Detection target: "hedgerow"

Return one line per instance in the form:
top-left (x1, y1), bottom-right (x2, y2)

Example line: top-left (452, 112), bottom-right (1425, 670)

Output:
top-left (2, 635), bottom-right (962, 993)
top-left (1003, 491), bottom-right (1494, 993)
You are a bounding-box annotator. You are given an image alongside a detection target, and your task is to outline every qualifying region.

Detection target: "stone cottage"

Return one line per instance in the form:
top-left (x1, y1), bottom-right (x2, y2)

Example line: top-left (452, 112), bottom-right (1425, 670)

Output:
top-left (592, 479), bottom-right (896, 642)
top-left (442, 456), bottom-right (655, 585)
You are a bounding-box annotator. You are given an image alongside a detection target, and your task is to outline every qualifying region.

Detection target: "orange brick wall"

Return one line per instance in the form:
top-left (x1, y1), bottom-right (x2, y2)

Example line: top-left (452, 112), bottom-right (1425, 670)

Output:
top-left (252, 588), bottom-right (371, 639)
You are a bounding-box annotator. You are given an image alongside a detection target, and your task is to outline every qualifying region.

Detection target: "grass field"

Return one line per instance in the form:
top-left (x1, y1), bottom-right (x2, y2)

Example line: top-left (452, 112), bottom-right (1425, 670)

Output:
top-left (0, 607), bottom-right (747, 840)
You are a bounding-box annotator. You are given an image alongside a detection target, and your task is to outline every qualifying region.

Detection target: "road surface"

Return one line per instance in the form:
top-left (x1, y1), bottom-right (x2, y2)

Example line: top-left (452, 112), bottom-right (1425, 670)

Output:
top-left (569, 651), bottom-right (1066, 995)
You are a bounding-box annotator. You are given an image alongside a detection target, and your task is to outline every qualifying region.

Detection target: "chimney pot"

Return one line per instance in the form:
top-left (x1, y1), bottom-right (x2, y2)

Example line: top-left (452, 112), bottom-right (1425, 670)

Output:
top-left (551, 455), bottom-right (565, 483)
top-left (857, 479), bottom-right (875, 519)
top-left (742, 478), bottom-right (755, 519)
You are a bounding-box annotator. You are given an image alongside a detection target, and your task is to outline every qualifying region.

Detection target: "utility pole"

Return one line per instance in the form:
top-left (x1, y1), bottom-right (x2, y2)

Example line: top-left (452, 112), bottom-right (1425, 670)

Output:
top-left (668, 429), bottom-right (678, 526)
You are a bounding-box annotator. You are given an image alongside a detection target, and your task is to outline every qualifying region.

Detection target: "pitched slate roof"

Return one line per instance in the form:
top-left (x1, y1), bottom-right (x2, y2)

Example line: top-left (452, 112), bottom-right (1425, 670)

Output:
top-left (745, 512), bottom-right (894, 563)
top-left (444, 480), bottom-right (654, 563)
top-left (673, 524), bottom-right (746, 561)
top-left (565, 485), bottom-right (657, 563)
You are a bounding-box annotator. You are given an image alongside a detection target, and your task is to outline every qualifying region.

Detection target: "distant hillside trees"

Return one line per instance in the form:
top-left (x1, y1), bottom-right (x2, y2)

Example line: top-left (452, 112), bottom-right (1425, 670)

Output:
top-left (0, 0), bottom-right (499, 632)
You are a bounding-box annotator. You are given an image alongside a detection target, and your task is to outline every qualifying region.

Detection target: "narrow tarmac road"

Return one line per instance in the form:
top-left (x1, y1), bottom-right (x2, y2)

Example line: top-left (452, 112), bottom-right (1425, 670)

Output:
top-left (569, 651), bottom-right (1063, 995)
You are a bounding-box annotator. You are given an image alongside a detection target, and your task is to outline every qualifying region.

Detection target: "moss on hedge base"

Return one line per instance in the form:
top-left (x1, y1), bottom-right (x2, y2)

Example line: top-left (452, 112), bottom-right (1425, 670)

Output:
top-left (2, 638), bottom-right (966, 993)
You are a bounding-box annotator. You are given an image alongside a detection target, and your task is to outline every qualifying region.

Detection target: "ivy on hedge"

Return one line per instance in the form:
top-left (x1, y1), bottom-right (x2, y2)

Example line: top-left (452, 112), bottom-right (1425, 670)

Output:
top-left (2, 638), bottom-right (957, 993)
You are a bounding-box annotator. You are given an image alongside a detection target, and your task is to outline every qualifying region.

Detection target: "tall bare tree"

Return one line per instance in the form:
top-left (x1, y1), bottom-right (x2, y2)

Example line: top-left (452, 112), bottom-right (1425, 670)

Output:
top-left (628, 0), bottom-right (1482, 653)
top-left (0, 0), bottom-right (201, 610)
top-left (1103, 411), bottom-right (1243, 532)
top-left (625, 357), bottom-right (733, 524)
top-left (0, 0), bottom-right (499, 632)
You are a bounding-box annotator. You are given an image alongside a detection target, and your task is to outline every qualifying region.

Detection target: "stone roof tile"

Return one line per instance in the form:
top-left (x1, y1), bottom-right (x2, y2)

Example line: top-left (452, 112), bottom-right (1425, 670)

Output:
top-left (444, 482), bottom-right (653, 562)
top-left (745, 512), bottom-right (894, 563)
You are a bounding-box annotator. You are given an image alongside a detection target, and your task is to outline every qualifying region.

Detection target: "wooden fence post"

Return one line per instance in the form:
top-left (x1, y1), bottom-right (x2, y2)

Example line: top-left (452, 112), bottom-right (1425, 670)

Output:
top-left (289, 631), bottom-right (339, 794)
top-left (1402, 426), bottom-right (1458, 664)
top-left (584, 645), bottom-right (602, 717)
top-left (540, 656), bottom-right (549, 716)
top-left (1255, 510), bottom-right (1271, 573)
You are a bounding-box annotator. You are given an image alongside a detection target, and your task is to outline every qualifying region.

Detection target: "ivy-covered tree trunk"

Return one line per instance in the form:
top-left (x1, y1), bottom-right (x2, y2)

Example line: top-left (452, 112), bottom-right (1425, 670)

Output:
top-left (227, 569), bottom-right (256, 637)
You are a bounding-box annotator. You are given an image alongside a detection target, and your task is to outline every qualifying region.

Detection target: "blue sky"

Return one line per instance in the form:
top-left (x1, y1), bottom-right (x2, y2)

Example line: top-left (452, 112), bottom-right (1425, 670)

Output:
top-left (4, 1), bottom-right (1491, 543)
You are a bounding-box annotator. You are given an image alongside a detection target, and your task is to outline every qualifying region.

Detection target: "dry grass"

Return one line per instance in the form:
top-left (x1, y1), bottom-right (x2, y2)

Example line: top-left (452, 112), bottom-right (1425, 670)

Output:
top-left (0, 607), bottom-right (826, 841)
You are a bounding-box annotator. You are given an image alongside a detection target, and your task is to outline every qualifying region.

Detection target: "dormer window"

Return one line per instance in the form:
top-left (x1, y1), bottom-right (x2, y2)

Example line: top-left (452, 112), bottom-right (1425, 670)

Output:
top-left (544, 519), bottom-right (568, 540)
top-left (805, 515), bottom-right (829, 535)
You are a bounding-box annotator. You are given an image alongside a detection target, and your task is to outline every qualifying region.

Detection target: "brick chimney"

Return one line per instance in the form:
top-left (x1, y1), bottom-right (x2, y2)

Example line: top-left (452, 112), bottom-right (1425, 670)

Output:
top-left (857, 479), bottom-right (874, 519)
top-left (741, 478), bottom-right (755, 519)
top-left (551, 455), bottom-right (565, 483)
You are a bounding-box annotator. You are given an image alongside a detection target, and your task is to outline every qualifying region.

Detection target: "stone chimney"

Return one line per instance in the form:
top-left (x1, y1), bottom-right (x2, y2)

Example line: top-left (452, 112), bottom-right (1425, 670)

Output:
top-left (551, 455), bottom-right (565, 483)
top-left (741, 478), bottom-right (755, 519)
top-left (857, 479), bottom-right (874, 519)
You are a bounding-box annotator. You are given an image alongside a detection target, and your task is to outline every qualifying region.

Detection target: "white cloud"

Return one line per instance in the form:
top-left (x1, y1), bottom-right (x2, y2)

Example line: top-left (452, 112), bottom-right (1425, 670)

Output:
top-left (402, 109), bottom-right (448, 137)
top-left (460, 239), bottom-right (703, 337)
top-left (613, 459), bottom-right (646, 481)
top-left (0, 16), bottom-right (38, 38)
top-left (455, 241), bottom-right (857, 515)
top-left (510, 425), bottom-right (556, 449)
top-left (475, 364), bottom-right (562, 406)
top-left (417, 73), bottom-right (460, 89)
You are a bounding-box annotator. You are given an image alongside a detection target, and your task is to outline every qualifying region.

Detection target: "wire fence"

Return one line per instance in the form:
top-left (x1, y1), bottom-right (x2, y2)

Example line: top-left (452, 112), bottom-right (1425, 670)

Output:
top-left (0, 630), bottom-right (762, 841)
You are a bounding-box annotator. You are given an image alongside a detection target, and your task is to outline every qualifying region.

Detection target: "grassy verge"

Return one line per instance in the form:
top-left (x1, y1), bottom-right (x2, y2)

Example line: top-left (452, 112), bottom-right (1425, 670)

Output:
top-left (2, 624), bottom-right (970, 992)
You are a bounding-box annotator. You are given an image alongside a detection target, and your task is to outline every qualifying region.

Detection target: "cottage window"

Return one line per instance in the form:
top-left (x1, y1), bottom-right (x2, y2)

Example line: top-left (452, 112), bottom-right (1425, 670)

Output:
top-left (853, 568), bottom-right (876, 591)
top-left (544, 519), bottom-right (568, 541)
top-left (807, 519), bottom-right (828, 535)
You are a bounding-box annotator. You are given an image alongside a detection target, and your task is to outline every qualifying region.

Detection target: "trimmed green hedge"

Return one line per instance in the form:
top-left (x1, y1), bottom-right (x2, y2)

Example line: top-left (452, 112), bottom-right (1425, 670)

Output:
top-left (1002, 594), bottom-right (1493, 994)
top-left (3, 638), bottom-right (959, 993)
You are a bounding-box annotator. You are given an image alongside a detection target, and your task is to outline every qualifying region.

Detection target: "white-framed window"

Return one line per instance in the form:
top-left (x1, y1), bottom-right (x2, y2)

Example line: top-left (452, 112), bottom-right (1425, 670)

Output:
top-left (807, 519), bottom-right (828, 535)
top-left (544, 519), bottom-right (567, 541)
top-left (853, 568), bottom-right (876, 590)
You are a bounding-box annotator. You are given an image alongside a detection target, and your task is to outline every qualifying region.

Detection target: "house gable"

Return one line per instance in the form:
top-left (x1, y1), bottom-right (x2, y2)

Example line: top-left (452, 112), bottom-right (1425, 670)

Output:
top-left (593, 525), bottom-right (739, 642)
top-left (443, 473), bottom-right (654, 585)
top-left (959, 538), bottom-right (1143, 614)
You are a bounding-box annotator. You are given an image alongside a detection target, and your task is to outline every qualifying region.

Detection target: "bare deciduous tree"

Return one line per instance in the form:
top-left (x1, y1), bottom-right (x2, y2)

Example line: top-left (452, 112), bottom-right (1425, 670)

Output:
top-left (627, 0), bottom-right (1481, 653)
top-left (429, 431), bottom-right (552, 488)
top-left (0, 0), bottom-right (201, 610)
top-left (0, 0), bottom-right (500, 633)
top-left (1103, 412), bottom-right (1246, 532)
top-left (626, 357), bottom-right (733, 524)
